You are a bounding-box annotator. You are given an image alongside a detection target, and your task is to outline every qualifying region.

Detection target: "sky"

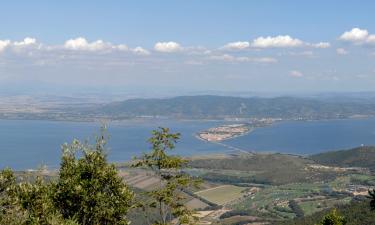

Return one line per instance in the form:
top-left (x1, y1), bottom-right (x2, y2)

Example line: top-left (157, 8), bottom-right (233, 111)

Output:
top-left (1, 0), bottom-right (375, 95)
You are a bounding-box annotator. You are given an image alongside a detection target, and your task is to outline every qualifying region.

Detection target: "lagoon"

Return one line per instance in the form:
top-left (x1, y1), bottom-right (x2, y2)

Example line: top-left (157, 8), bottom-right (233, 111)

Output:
top-left (1, 118), bottom-right (375, 170)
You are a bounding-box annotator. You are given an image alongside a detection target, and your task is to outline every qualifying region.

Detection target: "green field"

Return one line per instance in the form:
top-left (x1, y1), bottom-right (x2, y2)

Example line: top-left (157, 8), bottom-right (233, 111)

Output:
top-left (194, 185), bottom-right (247, 205)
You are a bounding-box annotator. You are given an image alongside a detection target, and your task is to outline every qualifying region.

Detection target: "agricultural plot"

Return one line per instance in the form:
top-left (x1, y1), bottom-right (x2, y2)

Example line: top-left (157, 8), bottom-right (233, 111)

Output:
top-left (195, 185), bottom-right (247, 205)
top-left (185, 198), bottom-right (210, 210)
top-left (299, 197), bottom-right (352, 216)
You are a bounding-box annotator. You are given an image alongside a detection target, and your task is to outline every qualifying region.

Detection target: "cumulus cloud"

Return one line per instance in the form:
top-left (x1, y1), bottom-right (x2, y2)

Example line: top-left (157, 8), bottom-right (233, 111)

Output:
top-left (0, 40), bottom-right (11, 52)
top-left (154, 41), bottom-right (182, 53)
top-left (336, 48), bottom-right (348, 55)
top-left (64, 37), bottom-right (113, 51)
top-left (221, 41), bottom-right (250, 50)
top-left (289, 70), bottom-right (304, 77)
top-left (132, 46), bottom-right (150, 56)
top-left (367, 35), bottom-right (375, 44)
top-left (339, 28), bottom-right (368, 42)
top-left (63, 37), bottom-right (151, 55)
top-left (250, 35), bottom-right (329, 49)
top-left (13, 37), bottom-right (37, 47)
top-left (339, 28), bottom-right (375, 46)
top-left (116, 44), bottom-right (129, 51)
top-left (251, 35), bottom-right (304, 48)
top-left (0, 37), bottom-right (39, 53)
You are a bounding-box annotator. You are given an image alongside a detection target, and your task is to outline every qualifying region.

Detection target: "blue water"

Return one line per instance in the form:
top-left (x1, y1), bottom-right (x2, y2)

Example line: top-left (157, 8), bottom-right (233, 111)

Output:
top-left (0, 119), bottom-right (227, 170)
top-left (1, 118), bottom-right (375, 170)
top-left (224, 118), bottom-right (375, 155)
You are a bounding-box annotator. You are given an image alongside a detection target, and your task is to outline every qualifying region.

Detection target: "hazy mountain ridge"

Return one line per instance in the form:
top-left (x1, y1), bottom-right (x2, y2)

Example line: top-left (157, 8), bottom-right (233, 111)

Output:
top-left (100, 95), bottom-right (375, 120)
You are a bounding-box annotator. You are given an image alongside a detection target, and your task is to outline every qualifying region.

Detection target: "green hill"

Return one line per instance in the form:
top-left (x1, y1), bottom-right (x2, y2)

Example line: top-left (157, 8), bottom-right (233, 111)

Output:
top-left (310, 146), bottom-right (375, 171)
top-left (99, 95), bottom-right (375, 119)
top-left (188, 153), bottom-right (340, 185)
top-left (275, 199), bottom-right (375, 225)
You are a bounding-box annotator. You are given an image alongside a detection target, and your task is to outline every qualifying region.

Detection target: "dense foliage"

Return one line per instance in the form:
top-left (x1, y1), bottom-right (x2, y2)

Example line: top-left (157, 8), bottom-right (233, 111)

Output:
top-left (52, 131), bottom-right (134, 224)
top-left (318, 209), bottom-right (346, 225)
top-left (132, 127), bottom-right (201, 225)
top-left (275, 200), bottom-right (375, 225)
top-left (0, 128), bottom-right (134, 225)
top-left (310, 146), bottom-right (375, 171)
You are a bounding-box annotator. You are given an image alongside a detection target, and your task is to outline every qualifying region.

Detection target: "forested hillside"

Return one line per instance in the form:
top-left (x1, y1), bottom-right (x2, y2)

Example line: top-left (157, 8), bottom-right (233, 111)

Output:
top-left (275, 200), bottom-right (375, 225)
top-left (310, 146), bottom-right (375, 171)
top-left (99, 95), bottom-right (375, 119)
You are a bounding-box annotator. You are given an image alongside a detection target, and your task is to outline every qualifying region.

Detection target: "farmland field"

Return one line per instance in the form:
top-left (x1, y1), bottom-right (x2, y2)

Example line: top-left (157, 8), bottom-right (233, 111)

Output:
top-left (195, 185), bottom-right (247, 205)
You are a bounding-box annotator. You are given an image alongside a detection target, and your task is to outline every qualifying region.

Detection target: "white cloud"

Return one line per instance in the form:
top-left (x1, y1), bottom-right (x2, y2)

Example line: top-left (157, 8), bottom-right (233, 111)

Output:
top-left (339, 28), bottom-right (375, 46)
top-left (13, 37), bottom-right (37, 47)
top-left (117, 44), bottom-right (129, 51)
top-left (250, 35), bottom-right (330, 49)
top-left (312, 42), bottom-right (331, 48)
top-left (154, 41), bottom-right (182, 53)
top-left (288, 51), bottom-right (314, 57)
top-left (251, 35), bottom-right (304, 48)
top-left (132, 46), bottom-right (150, 56)
top-left (239, 57), bottom-right (278, 63)
top-left (339, 28), bottom-right (369, 42)
top-left (0, 40), bottom-right (11, 52)
top-left (289, 70), bottom-right (304, 77)
top-left (367, 35), bottom-right (375, 44)
top-left (64, 37), bottom-right (112, 51)
top-left (209, 54), bottom-right (235, 61)
top-left (0, 37), bottom-right (39, 53)
top-left (336, 48), bottom-right (348, 55)
top-left (209, 54), bottom-right (277, 63)
top-left (221, 41), bottom-right (250, 50)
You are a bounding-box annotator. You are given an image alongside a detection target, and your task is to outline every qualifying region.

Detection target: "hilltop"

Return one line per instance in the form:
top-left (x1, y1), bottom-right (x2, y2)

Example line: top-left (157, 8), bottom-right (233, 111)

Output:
top-left (2, 94), bottom-right (375, 121)
top-left (100, 95), bottom-right (375, 120)
top-left (310, 146), bottom-right (375, 171)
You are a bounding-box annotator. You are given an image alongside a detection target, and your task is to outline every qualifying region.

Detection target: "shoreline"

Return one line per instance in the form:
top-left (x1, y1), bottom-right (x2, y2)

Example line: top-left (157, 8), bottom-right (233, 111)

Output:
top-left (195, 119), bottom-right (277, 142)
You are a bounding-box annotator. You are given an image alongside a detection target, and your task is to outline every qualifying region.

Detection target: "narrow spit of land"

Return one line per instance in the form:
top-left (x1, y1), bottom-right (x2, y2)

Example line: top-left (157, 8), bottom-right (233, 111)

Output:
top-left (195, 118), bottom-right (279, 143)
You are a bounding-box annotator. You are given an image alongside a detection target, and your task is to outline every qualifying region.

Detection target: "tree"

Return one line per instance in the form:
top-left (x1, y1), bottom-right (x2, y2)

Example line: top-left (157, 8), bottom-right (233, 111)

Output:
top-left (52, 129), bottom-right (134, 225)
top-left (0, 168), bottom-right (27, 224)
top-left (318, 208), bottom-right (346, 225)
top-left (1, 127), bottom-right (134, 225)
top-left (132, 127), bottom-right (201, 225)
top-left (368, 189), bottom-right (375, 210)
top-left (0, 168), bottom-right (77, 225)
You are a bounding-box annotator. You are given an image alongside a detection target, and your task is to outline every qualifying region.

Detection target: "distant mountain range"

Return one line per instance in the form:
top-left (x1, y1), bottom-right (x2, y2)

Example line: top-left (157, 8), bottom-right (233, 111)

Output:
top-left (99, 95), bottom-right (375, 120)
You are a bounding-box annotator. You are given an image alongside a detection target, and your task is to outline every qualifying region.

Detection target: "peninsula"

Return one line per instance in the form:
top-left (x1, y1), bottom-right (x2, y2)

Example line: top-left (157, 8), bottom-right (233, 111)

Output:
top-left (196, 118), bottom-right (278, 142)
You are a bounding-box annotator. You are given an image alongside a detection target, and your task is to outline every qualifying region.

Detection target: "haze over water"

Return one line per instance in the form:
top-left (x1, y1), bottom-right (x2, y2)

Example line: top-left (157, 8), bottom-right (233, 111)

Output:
top-left (1, 118), bottom-right (375, 170)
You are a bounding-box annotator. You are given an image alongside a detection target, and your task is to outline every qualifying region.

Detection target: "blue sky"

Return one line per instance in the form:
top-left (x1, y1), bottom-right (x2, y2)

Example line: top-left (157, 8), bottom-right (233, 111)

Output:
top-left (1, 0), bottom-right (375, 94)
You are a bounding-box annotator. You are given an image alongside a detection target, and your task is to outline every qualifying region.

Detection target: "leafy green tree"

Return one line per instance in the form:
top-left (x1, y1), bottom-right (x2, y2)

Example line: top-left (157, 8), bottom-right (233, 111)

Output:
top-left (1, 127), bottom-right (134, 225)
top-left (132, 127), bottom-right (201, 225)
top-left (368, 189), bottom-right (375, 210)
top-left (0, 168), bottom-right (27, 224)
top-left (52, 129), bottom-right (134, 225)
top-left (1, 168), bottom-right (75, 225)
top-left (318, 208), bottom-right (346, 225)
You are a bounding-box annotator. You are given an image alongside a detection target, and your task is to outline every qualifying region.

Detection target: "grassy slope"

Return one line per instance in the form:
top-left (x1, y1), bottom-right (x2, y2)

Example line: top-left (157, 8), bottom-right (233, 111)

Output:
top-left (310, 146), bottom-right (375, 170)
top-left (189, 153), bottom-right (340, 185)
top-left (275, 200), bottom-right (375, 225)
top-left (194, 185), bottom-right (247, 205)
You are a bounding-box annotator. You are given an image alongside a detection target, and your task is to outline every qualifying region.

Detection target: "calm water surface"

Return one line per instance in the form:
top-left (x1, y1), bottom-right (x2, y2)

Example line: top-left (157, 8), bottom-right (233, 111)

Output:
top-left (1, 118), bottom-right (375, 170)
top-left (224, 118), bottom-right (375, 154)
